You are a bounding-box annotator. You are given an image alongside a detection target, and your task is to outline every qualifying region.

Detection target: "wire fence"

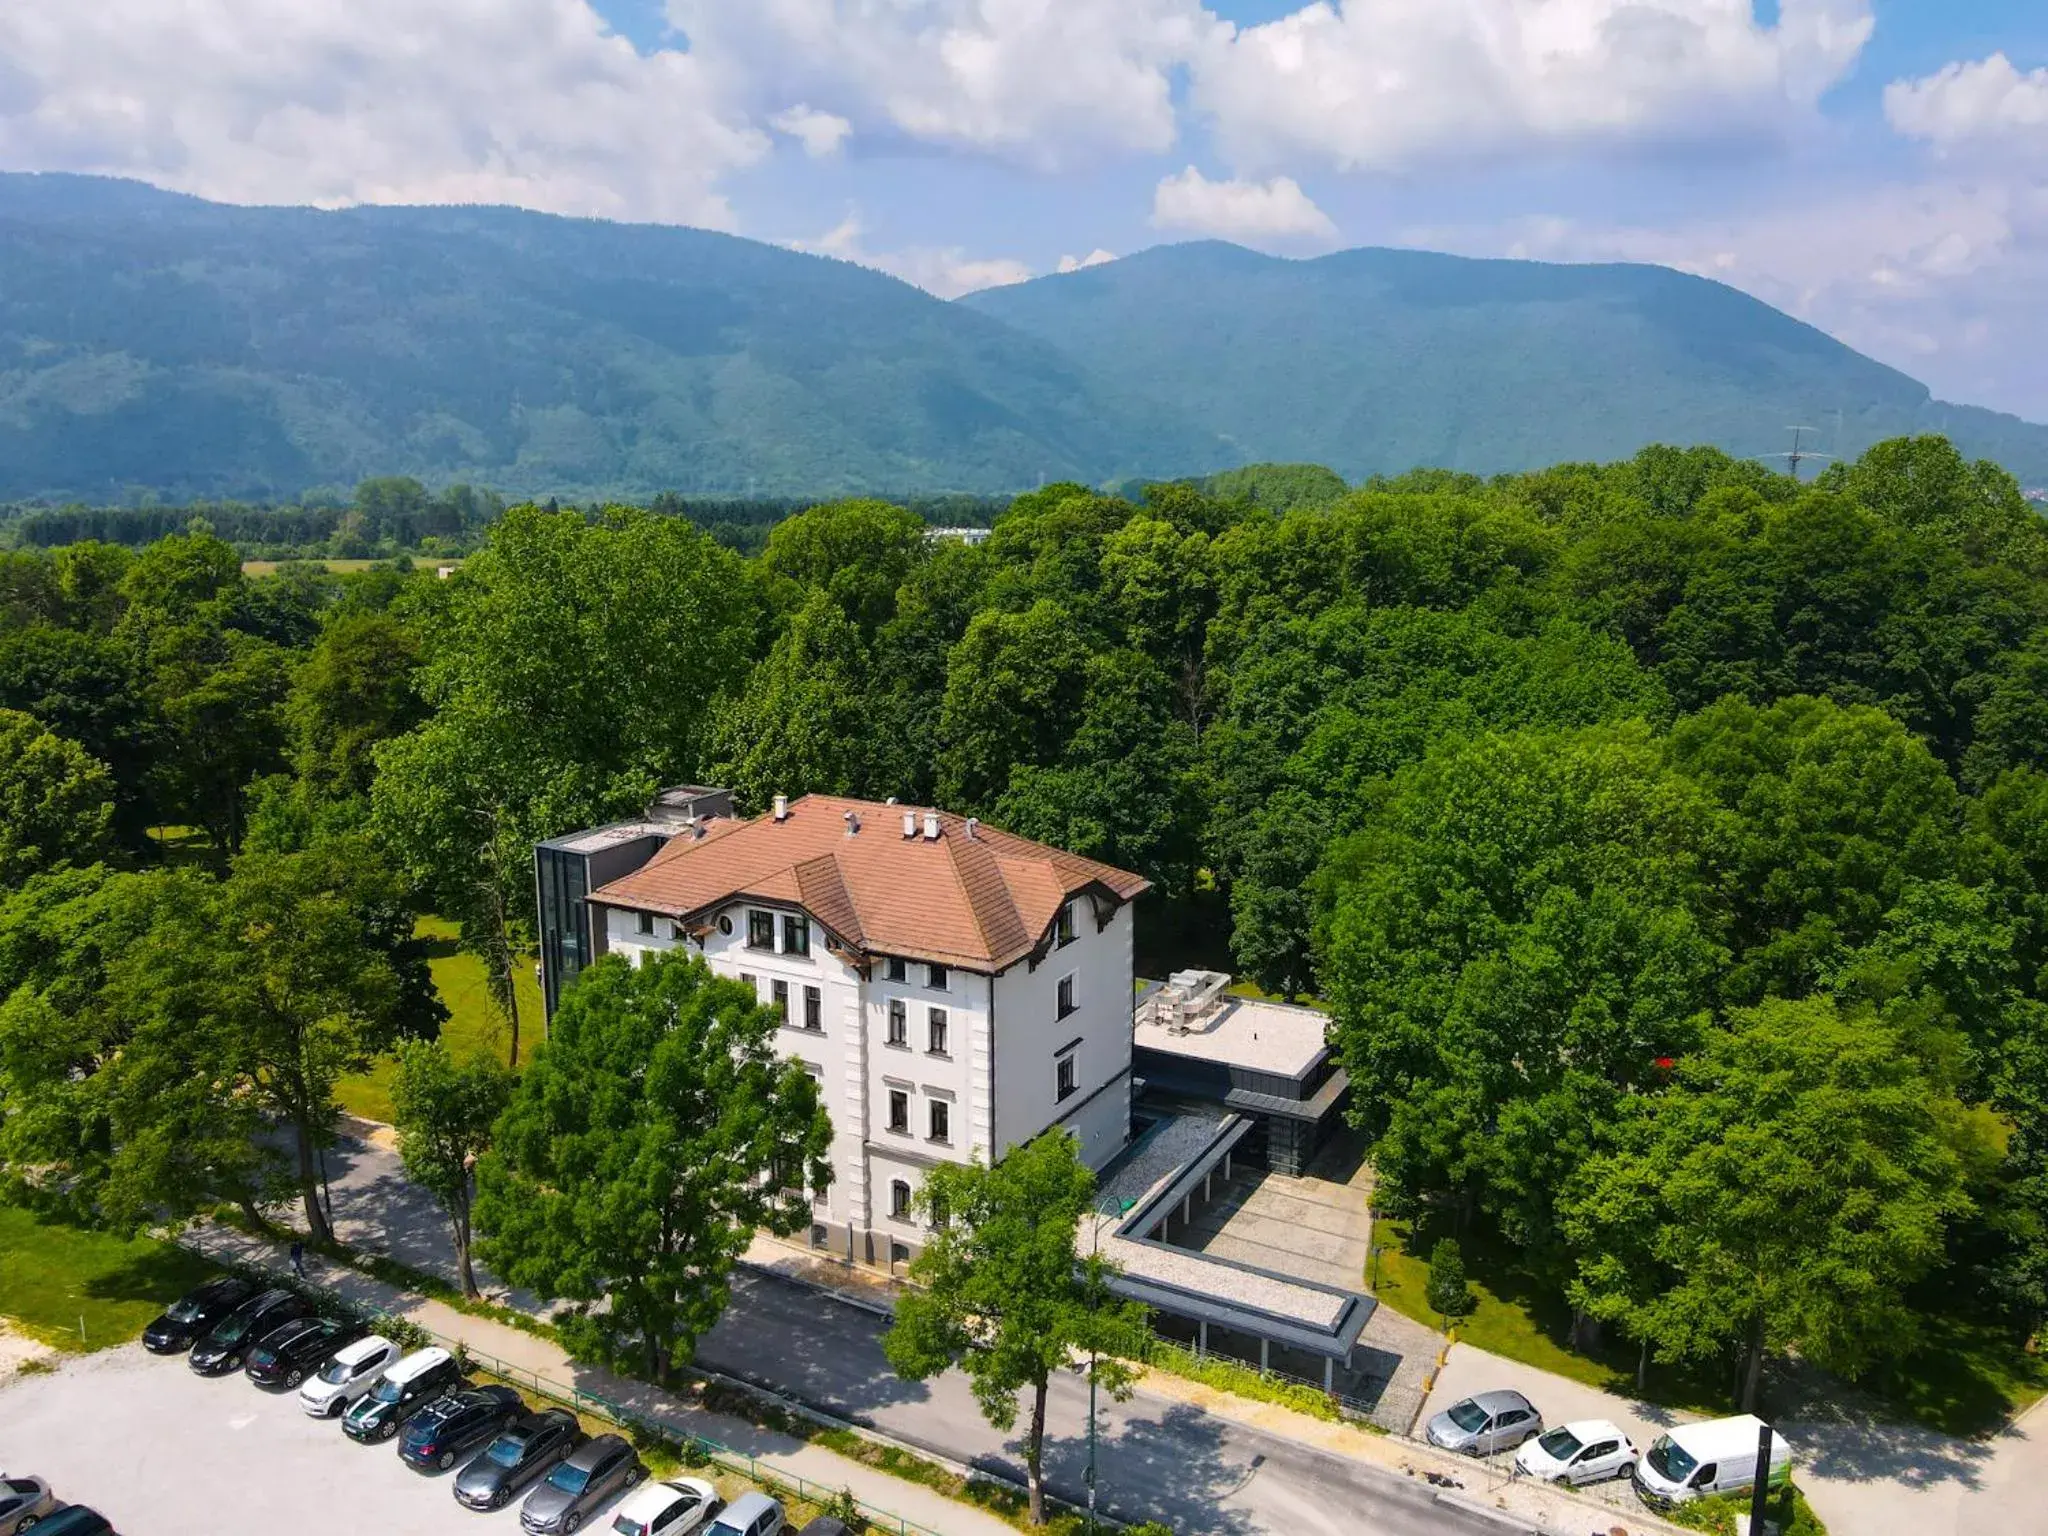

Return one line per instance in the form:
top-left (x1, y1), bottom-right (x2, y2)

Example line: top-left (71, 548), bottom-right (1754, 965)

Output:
top-left (180, 1228), bottom-right (947, 1536)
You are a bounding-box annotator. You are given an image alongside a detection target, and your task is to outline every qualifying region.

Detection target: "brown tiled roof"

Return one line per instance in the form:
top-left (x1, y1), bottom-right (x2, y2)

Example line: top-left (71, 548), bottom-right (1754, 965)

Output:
top-left (589, 795), bottom-right (1151, 972)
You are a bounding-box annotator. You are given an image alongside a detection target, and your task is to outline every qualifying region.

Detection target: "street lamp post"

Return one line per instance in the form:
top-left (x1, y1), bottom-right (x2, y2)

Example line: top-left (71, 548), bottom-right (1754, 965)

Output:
top-left (1085, 1194), bottom-right (1133, 1533)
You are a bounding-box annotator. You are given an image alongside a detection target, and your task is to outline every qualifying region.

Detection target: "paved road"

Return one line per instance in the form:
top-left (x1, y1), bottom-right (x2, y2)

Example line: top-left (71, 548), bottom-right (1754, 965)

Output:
top-left (319, 1132), bottom-right (1509, 1536)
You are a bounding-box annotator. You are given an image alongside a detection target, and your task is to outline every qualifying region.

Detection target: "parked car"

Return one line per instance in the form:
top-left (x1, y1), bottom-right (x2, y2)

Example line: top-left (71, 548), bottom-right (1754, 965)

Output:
top-left (454, 1408), bottom-right (586, 1511)
top-left (703, 1492), bottom-right (785, 1536)
top-left (1424, 1389), bottom-right (1542, 1456)
top-left (399, 1384), bottom-right (526, 1471)
top-left (245, 1316), bottom-right (366, 1390)
top-left (1514, 1419), bottom-right (1637, 1485)
top-left (299, 1334), bottom-right (402, 1417)
top-left (140, 1276), bottom-right (259, 1355)
top-left (608, 1478), bottom-right (720, 1536)
top-left (342, 1347), bottom-right (463, 1443)
top-left (0, 1476), bottom-right (55, 1536)
top-left (1633, 1415), bottom-right (1791, 1508)
top-left (792, 1520), bottom-right (850, 1536)
top-left (187, 1288), bottom-right (311, 1376)
top-left (520, 1434), bottom-right (645, 1533)
top-left (23, 1512), bottom-right (113, 1536)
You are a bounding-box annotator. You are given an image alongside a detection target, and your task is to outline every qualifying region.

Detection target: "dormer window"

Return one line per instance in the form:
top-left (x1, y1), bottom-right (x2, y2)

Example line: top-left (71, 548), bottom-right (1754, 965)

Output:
top-left (747, 909), bottom-right (775, 950)
top-left (782, 913), bottom-right (810, 957)
top-left (1055, 900), bottom-right (1076, 948)
top-left (927, 963), bottom-right (949, 991)
top-left (636, 910), bottom-right (655, 936)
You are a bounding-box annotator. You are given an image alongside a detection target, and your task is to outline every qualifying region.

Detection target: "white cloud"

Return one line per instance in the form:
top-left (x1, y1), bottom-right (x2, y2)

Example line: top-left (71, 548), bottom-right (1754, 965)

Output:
top-left (1058, 249), bottom-right (1118, 273)
top-left (1886, 54), bottom-right (2048, 153)
top-left (670, 0), bottom-right (1220, 170)
top-left (791, 214), bottom-right (1033, 299)
top-left (1195, 0), bottom-right (1875, 174)
top-left (0, 0), bottom-right (764, 226)
top-left (1151, 166), bottom-right (1336, 245)
top-left (770, 104), bottom-right (854, 158)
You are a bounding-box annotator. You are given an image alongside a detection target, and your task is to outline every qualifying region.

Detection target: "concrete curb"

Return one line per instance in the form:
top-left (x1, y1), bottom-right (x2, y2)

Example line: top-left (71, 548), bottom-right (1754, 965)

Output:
top-left (737, 1257), bottom-right (898, 1321)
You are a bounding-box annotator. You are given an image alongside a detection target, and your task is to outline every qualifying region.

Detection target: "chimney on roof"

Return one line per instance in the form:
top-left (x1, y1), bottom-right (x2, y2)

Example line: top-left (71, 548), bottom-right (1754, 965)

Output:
top-left (902, 810), bottom-right (917, 839)
top-left (965, 817), bottom-right (979, 841)
top-left (923, 811), bottom-right (941, 841)
top-left (844, 810), bottom-right (860, 837)
top-left (772, 794), bottom-right (789, 822)
top-left (885, 796), bottom-right (898, 805)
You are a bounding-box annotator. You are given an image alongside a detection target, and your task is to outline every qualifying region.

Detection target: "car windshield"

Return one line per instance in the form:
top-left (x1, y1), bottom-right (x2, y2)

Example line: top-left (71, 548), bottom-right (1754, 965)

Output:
top-left (485, 1434), bottom-right (528, 1468)
top-left (610, 1520), bottom-right (645, 1536)
top-left (1646, 1435), bottom-right (1698, 1483)
top-left (546, 1463), bottom-right (591, 1495)
top-left (165, 1298), bottom-right (204, 1322)
top-left (370, 1377), bottom-right (405, 1404)
top-left (1447, 1400), bottom-right (1491, 1433)
top-left (317, 1356), bottom-right (356, 1385)
top-left (212, 1314), bottom-right (253, 1343)
top-left (1536, 1427), bottom-right (1583, 1461)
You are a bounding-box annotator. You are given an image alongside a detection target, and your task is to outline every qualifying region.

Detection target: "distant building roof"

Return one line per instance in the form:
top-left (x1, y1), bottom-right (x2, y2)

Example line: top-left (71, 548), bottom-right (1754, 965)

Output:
top-left (1134, 978), bottom-right (1331, 1078)
top-left (588, 794), bottom-right (1150, 971)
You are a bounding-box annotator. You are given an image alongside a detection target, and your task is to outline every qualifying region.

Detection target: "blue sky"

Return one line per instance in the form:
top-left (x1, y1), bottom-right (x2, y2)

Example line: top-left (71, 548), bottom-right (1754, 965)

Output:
top-left (1, 1), bottom-right (2044, 419)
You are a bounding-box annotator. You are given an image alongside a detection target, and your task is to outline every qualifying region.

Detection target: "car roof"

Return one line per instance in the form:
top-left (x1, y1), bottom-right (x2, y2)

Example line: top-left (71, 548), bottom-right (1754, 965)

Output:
top-left (333, 1334), bottom-right (394, 1365)
top-left (798, 1519), bottom-right (853, 1536)
top-left (716, 1492), bottom-right (781, 1525)
top-left (1464, 1389), bottom-right (1536, 1413)
top-left (387, 1346), bottom-right (453, 1381)
top-left (1554, 1419), bottom-right (1627, 1440)
top-left (617, 1479), bottom-right (714, 1521)
top-left (565, 1432), bottom-right (629, 1466)
top-left (1662, 1414), bottom-right (1787, 1459)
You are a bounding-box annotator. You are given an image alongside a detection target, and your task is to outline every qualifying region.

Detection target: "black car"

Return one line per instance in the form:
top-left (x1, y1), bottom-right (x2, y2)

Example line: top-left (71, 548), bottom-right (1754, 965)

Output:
top-left (398, 1384), bottom-right (525, 1471)
top-left (244, 1316), bottom-right (366, 1390)
top-left (342, 1348), bottom-right (465, 1443)
top-left (187, 1288), bottom-right (311, 1376)
top-left (30, 1510), bottom-right (116, 1536)
top-left (141, 1276), bottom-right (259, 1355)
top-left (452, 1407), bottom-right (585, 1510)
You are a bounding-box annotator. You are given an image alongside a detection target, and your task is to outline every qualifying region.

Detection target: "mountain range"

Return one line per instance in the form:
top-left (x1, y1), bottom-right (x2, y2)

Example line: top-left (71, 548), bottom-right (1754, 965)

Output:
top-left (0, 173), bottom-right (2042, 502)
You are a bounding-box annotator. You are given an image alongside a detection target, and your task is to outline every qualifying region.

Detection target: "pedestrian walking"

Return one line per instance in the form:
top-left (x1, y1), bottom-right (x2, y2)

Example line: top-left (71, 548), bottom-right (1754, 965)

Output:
top-left (290, 1238), bottom-right (305, 1278)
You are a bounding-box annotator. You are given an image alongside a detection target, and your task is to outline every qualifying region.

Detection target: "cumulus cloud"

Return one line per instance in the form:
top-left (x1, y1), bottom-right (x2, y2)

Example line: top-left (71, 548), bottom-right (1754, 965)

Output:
top-left (1195, 0), bottom-right (1876, 173)
top-left (771, 104), bottom-right (855, 158)
top-left (1886, 54), bottom-right (2048, 153)
top-left (0, 0), bottom-right (764, 225)
top-left (792, 214), bottom-right (1034, 299)
top-left (670, 0), bottom-right (1219, 170)
top-left (1058, 249), bottom-right (1118, 273)
top-left (1151, 166), bottom-right (1336, 245)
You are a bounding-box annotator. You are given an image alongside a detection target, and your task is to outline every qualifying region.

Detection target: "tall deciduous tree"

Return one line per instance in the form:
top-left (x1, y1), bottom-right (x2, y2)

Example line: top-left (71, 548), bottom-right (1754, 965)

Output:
top-left (389, 1038), bottom-right (513, 1298)
top-left (883, 1132), bottom-right (1147, 1525)
top-left (475, 951), bottom-right (832, 1382)
top-left (0, 709), bottom-right (115, 883)
top-left (288, 611), bottom-right (423, 802)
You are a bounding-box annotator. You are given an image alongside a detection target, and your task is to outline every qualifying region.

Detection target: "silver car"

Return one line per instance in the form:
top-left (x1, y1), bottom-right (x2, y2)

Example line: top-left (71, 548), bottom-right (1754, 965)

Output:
top-left (1424, 1389), bottom-right (1543, 1455)
top-left (0, 1477), bottom-right (55, 1536)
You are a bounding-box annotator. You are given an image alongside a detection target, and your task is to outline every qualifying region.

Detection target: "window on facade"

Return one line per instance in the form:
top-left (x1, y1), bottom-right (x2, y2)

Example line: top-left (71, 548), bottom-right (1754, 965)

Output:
top-left (740, 972), bottom-right (756, 997)
top-left (890, 1240), bottom-right (911, 1266)
top-left (636, 910), bottom-right (655, 936)
top-left (1055, 900), bottom-right (1076, 948)
top-left (1056, 974), bottom-right (1077, 1020)
top-left (747, 909), bottom-right (775, 950)
top-left (803, 985), bottom-right (821, 1032)
top-left (928, 1099), bottom-right (951, 1144)
top-left (887, 1000), bottom-right (908, 1047)
top-left (927, 963), bottom-right (948, 991)
top-left (1056, 1052), bottom-right (1078, 1102)
top-left (887, 1089), bottom-right (910, 1134)
top-left (891, 1179), bottom-right (912, 1219)
top-left (886, 957), bottom-right (907, 983)
top-left (771, 979), bottom-right (789, 1021)
top-left (927, 1008), bottom-right (948, 1056)
top-left (782, 913), bottom-right (810, 957)
top-left (670, 920), bottom-right (687, 941)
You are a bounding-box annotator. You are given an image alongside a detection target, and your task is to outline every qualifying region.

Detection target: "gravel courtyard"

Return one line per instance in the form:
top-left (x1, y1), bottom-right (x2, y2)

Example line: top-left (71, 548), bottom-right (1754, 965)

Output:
top-left (0, 1343), bottom-right (627, 1536)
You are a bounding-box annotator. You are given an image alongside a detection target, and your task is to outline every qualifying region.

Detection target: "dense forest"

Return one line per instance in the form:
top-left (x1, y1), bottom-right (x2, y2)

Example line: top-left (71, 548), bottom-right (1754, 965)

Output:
top-left (4, 433), bottom-right (2048, 1414)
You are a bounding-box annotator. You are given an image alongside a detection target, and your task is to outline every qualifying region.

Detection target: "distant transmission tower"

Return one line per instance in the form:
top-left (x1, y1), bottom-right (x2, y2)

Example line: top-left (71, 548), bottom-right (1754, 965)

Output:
top-left (1760, 425), bottom-right (1836, 480)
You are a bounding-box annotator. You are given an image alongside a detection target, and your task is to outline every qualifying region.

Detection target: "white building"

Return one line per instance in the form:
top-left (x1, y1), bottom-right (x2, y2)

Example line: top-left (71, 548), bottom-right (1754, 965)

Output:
top-left (562, 793), bottom-right (1150, 1267)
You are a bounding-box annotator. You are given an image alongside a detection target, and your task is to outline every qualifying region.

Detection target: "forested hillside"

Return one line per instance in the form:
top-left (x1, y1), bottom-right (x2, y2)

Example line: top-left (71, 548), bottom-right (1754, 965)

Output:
top-left (965, 241), bottom-right (2048, 483)
top-left (5, 433), bottom-right (2048, 1416)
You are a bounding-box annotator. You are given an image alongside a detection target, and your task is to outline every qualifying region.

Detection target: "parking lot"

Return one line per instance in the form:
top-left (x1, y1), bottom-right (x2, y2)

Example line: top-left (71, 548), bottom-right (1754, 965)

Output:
top-left (0, 1344), bottom-right (646, 1536)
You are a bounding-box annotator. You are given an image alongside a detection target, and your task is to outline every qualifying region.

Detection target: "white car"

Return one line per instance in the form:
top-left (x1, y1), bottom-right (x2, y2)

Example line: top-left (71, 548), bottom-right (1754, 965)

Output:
top-left (1514, 1419), bottom-right (1638, 1486)
top-left (609, 1478), bottom-right (723, 1536)
top-left (298, 1334), bottom-right (402, 1417)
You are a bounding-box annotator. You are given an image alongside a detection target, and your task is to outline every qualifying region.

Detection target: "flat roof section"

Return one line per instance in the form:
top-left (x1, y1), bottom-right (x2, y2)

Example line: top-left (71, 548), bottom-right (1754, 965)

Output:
top-left (1134, 982), bottom-right (1331, 1079)
top-left (543, 821), bottom-right (679, 855)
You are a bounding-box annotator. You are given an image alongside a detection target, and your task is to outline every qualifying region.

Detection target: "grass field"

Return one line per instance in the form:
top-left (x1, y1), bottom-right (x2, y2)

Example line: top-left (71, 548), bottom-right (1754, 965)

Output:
top-left (335, 916), bottom-right (544, 1123)
top-left (240, 556), bottom-right (464, 577)
top-left (0, 1204), bottom-right (218, 1351)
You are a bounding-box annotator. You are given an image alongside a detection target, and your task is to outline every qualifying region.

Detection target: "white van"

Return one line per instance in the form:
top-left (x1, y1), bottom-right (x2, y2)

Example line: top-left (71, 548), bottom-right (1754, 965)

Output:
top-left (1632, 1415), bottom-right (1791, 1507)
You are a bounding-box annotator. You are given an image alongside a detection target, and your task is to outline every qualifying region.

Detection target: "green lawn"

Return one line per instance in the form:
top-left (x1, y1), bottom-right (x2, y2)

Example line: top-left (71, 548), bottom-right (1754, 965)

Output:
top-left (1859, 1310), bottom-right (2048, 1439)
top-left (335, 916), bottom-right (544, 1123)
top-left (0, 1203), bottom-right (219, 1350)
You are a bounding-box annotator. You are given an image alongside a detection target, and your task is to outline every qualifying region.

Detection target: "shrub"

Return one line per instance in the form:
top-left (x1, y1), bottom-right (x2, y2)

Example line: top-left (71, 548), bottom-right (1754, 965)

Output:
top-left (1426, 1238), bottom-right (1474, 1319)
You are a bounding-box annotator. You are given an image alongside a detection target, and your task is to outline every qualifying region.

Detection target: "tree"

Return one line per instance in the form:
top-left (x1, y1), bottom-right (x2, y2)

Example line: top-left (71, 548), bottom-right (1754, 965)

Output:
top-left (711, 592), bottom-right (879, 808)
top-left (288, 611), bottom-right (422, 801)
top-left (0, 709), bottom-right (114, 883)
top-left (761, 497), bottom-right (927, 634)
top-left (475, 950), bottom-right (833, 1382)
top-left (1426, 1238), bottom-right (1474, 1320)
top-left (0, 624), bottom-right (158, 850)
top-left (389, 1038), bottom-right (513, 1298)
top-left (883, 1131), bottom-right (1148, 1525)
top-left (1569, 997), bottom-right (1977, 1410)
top-left (937, 599), bottom-right (1090, 810)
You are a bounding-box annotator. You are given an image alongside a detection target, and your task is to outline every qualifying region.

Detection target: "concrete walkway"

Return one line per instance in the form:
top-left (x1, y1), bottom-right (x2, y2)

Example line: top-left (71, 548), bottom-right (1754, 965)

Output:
top-left (1419, 1339), bottom-right (2048, 1536)
top-left (182, 1217), bottom-right (1015, 1536)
